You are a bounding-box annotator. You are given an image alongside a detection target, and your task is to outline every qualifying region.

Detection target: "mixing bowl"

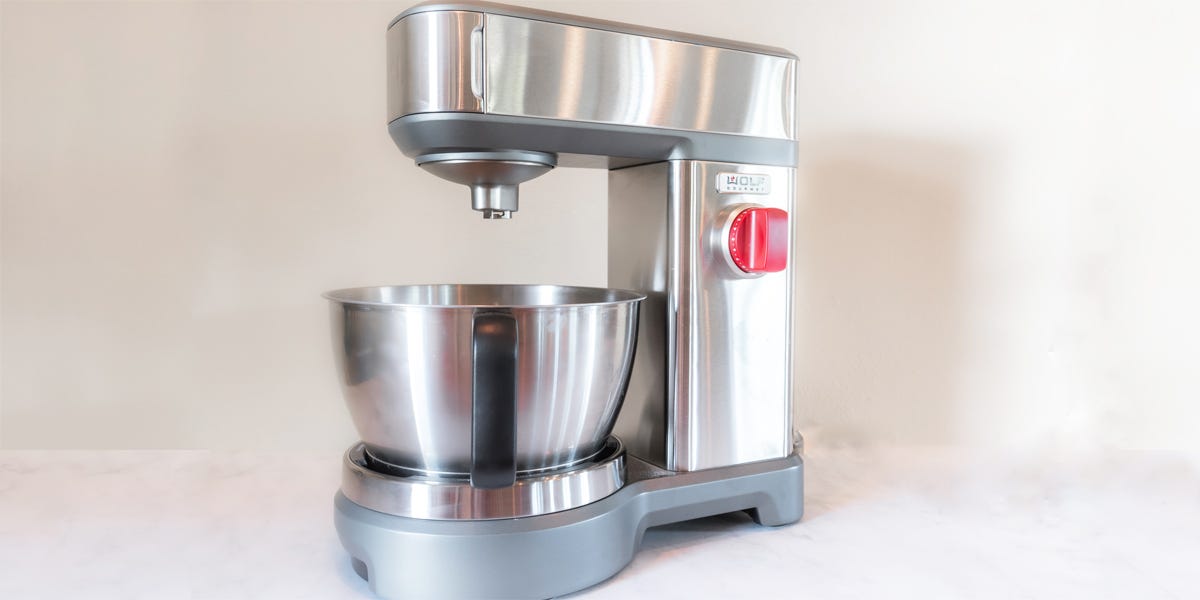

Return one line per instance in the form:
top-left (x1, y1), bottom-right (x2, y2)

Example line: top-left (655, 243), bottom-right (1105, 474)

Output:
top-left (325, 284), bottom-right (643, 488)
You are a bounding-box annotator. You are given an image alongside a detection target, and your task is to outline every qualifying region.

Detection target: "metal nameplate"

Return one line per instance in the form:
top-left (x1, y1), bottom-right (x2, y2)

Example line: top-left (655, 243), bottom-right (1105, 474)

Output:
top-left (716, 172), bottom-right (771, 194)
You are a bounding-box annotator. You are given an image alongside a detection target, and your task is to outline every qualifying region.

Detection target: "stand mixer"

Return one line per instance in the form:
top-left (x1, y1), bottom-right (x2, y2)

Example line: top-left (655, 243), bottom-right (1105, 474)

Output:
top-left (326, 2), bottom-right (802, 597)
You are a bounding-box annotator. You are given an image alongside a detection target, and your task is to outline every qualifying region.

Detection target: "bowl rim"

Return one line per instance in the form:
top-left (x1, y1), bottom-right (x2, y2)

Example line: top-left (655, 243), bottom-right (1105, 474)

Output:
top-left (323, 283), bottom-right (646, 309)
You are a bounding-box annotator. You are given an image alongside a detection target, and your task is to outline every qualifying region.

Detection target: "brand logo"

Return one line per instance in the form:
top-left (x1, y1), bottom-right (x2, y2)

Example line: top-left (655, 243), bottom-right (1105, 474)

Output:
top-left (716, 172), bottom-right (770, 194)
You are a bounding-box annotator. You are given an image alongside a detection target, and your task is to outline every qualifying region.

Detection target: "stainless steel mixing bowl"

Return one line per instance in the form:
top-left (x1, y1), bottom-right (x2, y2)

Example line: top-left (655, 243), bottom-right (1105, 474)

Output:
top-left (325, 284), bottom-right (643, 488)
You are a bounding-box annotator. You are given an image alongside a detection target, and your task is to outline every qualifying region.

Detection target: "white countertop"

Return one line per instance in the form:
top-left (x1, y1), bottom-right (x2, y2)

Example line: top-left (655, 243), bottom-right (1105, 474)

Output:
top-left (1, 446), bottom-right (1197, 599)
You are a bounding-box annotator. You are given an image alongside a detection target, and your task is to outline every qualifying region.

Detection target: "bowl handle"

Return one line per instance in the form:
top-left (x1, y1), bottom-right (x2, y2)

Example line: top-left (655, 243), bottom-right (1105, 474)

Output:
top-left (470, 311), bottom-right (518, 488)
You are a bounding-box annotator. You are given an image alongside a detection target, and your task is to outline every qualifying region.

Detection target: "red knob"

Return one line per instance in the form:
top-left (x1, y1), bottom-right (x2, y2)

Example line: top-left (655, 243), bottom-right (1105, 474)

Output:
top-left (728, 207), bottom-right (788, 274)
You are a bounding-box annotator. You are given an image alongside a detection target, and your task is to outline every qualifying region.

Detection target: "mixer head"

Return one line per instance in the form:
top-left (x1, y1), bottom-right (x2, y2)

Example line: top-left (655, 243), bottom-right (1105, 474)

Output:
top-left (415, 150), bottom-right (556, 219)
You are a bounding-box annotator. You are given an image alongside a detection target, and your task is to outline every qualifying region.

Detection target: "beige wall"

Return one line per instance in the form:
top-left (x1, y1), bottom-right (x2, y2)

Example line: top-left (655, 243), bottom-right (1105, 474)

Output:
top-left (2, 0), bottom-right (1198, 454)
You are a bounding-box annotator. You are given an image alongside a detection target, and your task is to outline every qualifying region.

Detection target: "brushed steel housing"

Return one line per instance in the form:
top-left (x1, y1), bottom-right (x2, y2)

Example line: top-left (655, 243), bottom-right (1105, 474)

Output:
top-left (387, 7), bottom-right (796, 140)
top-left (609, 161), bottom-right (794, 471)
top-left (481, 15), bottom-right (794, 140)
top-left (386, 10), bottom-right (483, 119)
top-left (385, 3), bottom-right (798, 172)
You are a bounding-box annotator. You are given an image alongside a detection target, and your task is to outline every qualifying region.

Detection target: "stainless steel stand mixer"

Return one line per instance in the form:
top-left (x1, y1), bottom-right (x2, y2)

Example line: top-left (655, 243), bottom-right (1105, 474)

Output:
top-left (325, 2), bottom-right (802, 598)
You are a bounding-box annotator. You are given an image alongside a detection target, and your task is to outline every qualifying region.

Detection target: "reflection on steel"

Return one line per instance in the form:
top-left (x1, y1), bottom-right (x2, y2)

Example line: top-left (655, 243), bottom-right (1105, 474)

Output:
top-left (342, 438), bottom-right (626, 520)
top-left (387, 10), bottom-right (796, 141)
top-left (325, 284), bottom-right (642, 476)
top-left (610, 161), bottom-right (794, 471)
top-left (386, 10), bottom-right (484, 119)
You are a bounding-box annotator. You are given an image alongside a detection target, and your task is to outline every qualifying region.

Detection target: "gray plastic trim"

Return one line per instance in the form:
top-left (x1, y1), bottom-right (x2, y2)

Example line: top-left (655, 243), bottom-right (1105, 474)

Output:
top-left (335, 453), bottom-right (803, 599)
top-left (389, 113), bottom-right (798, 168)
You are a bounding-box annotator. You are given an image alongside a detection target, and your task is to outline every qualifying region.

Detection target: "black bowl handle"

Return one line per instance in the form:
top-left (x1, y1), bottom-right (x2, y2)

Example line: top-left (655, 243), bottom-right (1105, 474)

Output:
top-left (470, 312), bottom-right (518, 489)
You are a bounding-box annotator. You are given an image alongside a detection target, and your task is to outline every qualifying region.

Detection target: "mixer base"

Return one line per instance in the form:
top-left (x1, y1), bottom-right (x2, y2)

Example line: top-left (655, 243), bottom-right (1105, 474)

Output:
top-left (334, 452), bottom-right (803, 599)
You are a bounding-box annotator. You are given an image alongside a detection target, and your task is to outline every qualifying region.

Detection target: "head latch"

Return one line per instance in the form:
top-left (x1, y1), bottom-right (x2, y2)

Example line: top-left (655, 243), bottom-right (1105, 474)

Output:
top-left (416, 151), bottom-right (556, 219)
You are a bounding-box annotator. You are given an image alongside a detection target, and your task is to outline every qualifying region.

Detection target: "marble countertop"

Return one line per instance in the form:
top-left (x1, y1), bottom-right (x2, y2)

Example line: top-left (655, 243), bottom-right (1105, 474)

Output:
top-left (1, 446), bottom-right (1197, 599)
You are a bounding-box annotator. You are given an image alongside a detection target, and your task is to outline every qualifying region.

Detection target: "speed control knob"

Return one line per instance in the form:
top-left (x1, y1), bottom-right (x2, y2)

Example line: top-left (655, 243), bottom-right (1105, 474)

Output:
top-left (727, 207), bottom-right (788, 274)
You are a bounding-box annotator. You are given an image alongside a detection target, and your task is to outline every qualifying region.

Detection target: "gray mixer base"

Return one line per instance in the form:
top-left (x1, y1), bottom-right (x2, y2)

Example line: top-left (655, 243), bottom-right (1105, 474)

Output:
top-left (334, 454), bottom-right (803, 599)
